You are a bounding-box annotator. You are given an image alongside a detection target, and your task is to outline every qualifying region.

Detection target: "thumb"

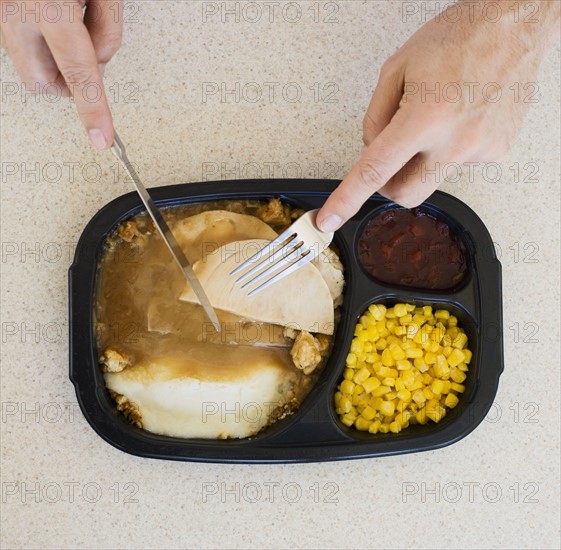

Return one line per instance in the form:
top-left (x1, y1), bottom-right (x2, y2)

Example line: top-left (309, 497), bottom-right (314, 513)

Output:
top-left (317, 113), bottom-right (421, 232)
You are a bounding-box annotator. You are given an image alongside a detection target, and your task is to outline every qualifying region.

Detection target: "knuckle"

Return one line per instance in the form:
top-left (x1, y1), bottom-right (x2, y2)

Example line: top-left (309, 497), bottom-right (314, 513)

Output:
top-left (358, 160), bottom-right (388, 191)
top-left (60, 64), bottom-right (97, 89)
top-left (380, 54), bottom-right (399, 77)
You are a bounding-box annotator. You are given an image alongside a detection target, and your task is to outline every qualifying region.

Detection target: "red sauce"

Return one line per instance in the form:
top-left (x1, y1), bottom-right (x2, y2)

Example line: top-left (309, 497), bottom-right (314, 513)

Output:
top-left (358, 208), bottom-right (467, 290)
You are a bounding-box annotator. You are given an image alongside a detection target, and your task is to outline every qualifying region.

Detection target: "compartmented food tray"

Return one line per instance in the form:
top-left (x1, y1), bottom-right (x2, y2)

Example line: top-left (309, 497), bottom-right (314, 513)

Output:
top-left (69, 180), bottom-right (503, 463)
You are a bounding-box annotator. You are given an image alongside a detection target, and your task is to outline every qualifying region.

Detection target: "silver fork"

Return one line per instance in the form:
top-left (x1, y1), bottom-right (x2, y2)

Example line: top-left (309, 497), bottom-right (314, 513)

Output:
top-left (230, 209), bottom-right (334, 296)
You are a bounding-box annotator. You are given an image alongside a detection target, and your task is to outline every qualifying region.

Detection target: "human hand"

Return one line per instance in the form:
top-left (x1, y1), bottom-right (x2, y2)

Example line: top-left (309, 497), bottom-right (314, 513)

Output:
top-left (317, 0), bottom-right (560, 232)
top-left (0, 0), bottom-right (123, 149)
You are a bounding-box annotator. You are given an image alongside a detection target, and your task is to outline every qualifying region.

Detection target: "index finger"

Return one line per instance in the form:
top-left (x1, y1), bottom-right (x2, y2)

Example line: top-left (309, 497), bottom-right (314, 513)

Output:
top-left (317, 111), bottom-right (425, 232)
top-left (39, 0), bottom-right (113, 149)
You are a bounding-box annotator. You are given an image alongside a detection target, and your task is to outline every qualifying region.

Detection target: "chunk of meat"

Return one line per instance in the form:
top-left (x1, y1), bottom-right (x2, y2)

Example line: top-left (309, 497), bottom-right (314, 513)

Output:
top-left (100, 348), bottom-right (132, 373)
top-left (256, 198), bottom-right (291, 226)
top-left (290, 331), bottom-right (322, 375)
top-left (117, 220), bottom-right (143, 243)
top-left (110, 391), bottom-right (142, 427)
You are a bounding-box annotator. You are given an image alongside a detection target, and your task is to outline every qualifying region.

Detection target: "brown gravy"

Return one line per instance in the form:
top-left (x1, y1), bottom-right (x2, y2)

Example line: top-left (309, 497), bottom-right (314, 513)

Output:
top-left (94, 200), bottom-right (329, 405)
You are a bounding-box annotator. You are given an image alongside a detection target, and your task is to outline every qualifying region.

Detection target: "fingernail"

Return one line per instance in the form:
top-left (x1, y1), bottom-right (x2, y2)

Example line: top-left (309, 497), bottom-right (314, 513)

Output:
top-left (318, 214), bottom-right (342, 233)
top-left (88, 129), bottom-right (108, 150)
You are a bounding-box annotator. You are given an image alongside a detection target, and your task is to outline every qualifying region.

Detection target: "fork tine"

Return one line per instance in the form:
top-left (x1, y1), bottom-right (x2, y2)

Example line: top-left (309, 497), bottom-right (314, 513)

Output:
top-left (229, 227), bottom-right (296, 276)
top-left (247, 249), bottom-right (315, 296)
top-left (235, 235), bottom-right (299, 284)
top-left (240, 240), bottom-right (305, 288)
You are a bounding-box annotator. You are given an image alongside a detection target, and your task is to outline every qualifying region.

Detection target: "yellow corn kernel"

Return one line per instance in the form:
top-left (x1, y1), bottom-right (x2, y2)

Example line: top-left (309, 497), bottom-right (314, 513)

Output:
top-left (389, 344), bottom-right (406, 361)
top-left (405, 347), bottom-right (423, 358)
top-left (397, 389), bottom-right (411, 401)
top-left (396, 359), bottom-right (412, 371)
top-left (372, 385), bottom-right (391, 397)
top-left (442, 345), bottom-right (453, 357)
top-left (425, 352), bottom-right (437, 365)
top-left (450, 368), bottom-right (467, 383)
top-left (389, 420), bottom-right (402, 433)
top-left (432, 326), bottom-right (446, 343)
top-left (346, 353), bottom-right (357, 366)
top-left (353, 366), bottom-right (371, 385)
top-left (462, 349), bottom-right (472, 364)
top-left (413, 330), bottom-right (430, 345)
top-left (376, 365), bottom-right (391, 378)
top-left (447, 315), bottom-right (458, 326)
top-left (397, 410), bottom-right (412, 425)
top-left (378, 423), bottom-right (390, 433)
top-left (352, 383), bottom-right (364, 397)
top-left (394, 378), bottom-right (406, 391)
top-left (338, 395), bottom-right (352, 414)
top-left (362, 377), bottom-right (381, 393)
top-left (405, 303), bottom-right (415, 312)
top-left (394, 303), bottom-right (407, 317)
top-left (416, 409), bottom-right (429, 424)
top-left (431, 379), bottom-right (445, 395)
top-left (450, 382), bottom-right (466, 393)
top-left (396, 400), bottom-right (409, 412)
top-left (441, 334), bottom-right (452, 347)
top-left (355, 417), bottom-right (371, 431)
top-left (356, 331), bottom-right (369, 343)
top-left (381, 348), bottom-right (394, 367)
top-left (343, 368), bottom-right (354, 380)
top-left (452, 332), bottom-right (468, 350)
top-left (428, 341), bottom-right (441, 353)
top-left (340, 380), bottom-right (355, 395)
top-left (341, 414), bottom-right (355, 427)
top-left (382, 377), bottom-right (396, 387)
top-left (426, 406), bottom-right (446, 423)
top-left (387, 368), bottom-right (399, 378)
top-left (379, 400), bottom-right (395, 417)
top-left (435, 309), bottom-right (450, 320)
top-left (433, 359), bottom-right (450, 379)
top-left (368, 420), bottom-right (381, 434)
top-left (350, 340), bottom-right (364, 355)
top-left (361, 406), bottom-right (376, 421)
top-left (414, 358), bottom-right (429, 373)
top-left (368, 303), bottom-right (386, 320)
top-left (448, 348), bottom-right (465, 367)
top-left (425, 399), bottom-right (445, 422)
top-left (423, 306), bottom-right (433, 317)
top-left (400, 314), bottom-right (413, 324)
top-left (334, 392), bottom-right (342, 407)
top-left (412, 390), bottom-right (426, 404)
top-left (354, 394), bottom-right (369, 407)
top-left (457, 362), bottom-right (469, 372)
top-left (421, 373), bottom-right (433, 385)
top-left (444, 393), bottom-right (459, 408)
top-left (375, 338), bottom-right (387, 350)
top-left (385, 391), bottom-right (398, 401)
top-left (365, 326), bottom-right (379, 340)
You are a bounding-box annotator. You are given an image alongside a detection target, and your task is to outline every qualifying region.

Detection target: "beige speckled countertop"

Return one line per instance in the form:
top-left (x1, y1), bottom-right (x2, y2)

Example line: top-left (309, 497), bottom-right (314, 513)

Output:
top-left (1, 1), bottom-right (560, 549)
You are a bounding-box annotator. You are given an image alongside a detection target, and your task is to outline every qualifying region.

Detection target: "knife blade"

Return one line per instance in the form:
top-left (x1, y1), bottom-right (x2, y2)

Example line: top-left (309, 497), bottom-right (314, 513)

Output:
top-left (110, 131), bottom-right (221, 333)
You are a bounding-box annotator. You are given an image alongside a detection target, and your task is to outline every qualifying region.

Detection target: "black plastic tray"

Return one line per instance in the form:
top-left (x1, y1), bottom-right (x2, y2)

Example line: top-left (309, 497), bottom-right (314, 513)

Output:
top-left (69, 180), bottom-right (503, 463)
